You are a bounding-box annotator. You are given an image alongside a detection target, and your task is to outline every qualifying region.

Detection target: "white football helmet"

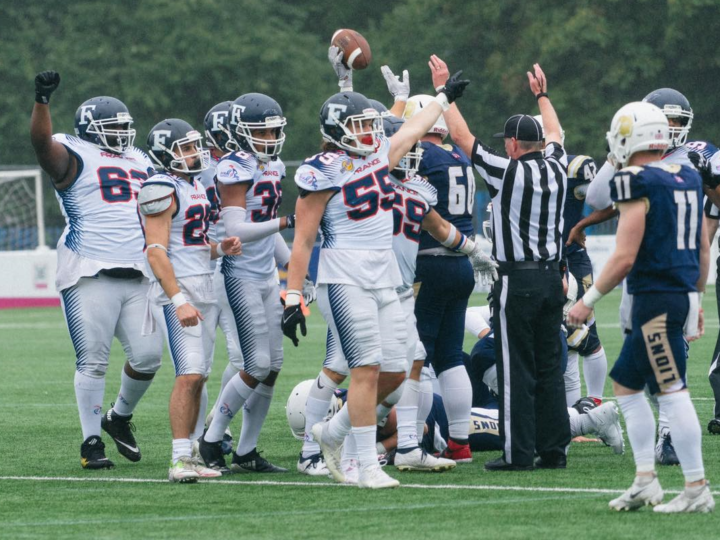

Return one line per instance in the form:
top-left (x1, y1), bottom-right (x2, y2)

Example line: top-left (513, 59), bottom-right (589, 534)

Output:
top-left (533, 115), bottom-right (565, 146)
top-left (403, 94), bottom-right (448, 137)
top-left (285, 379), bottom-right (344, 440)
top-left (606, 102), bottom-right (670, 169)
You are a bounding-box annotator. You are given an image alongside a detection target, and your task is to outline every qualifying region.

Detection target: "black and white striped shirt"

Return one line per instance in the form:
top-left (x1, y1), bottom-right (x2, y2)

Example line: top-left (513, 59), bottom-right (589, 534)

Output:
top-left (473, 140), bottom-right (568, 262)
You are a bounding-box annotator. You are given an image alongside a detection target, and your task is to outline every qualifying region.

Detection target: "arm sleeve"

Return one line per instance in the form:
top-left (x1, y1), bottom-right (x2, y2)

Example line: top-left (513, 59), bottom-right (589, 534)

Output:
top-left (471, 138), bottom-right (510, 194)
top-left (586, 160), bottom-right (615, 210)
top-left (221, 206), bottom-right (281, 243)
top-left (465, 306), bottom-right (491, 338)
top-left (273, 233), bottom-right (291, 267)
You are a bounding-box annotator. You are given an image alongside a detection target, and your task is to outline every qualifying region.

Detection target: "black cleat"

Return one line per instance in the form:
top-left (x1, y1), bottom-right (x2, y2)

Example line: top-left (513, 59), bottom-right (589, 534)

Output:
top-left (198, 436), bottom-right (231, 475)
top-left (534, 455), bottom-right (567, 469)
top-left (656, 430), bottom-right (680, 466)
top-left (101, 406), bottom-right (141, 462)
top-left (484, 456), bottom-right (533, 472)
top-left (80, 436), bottom-right (115, 470)
top-left (230, 448), bottom-right (289, 473)
top-left (708, 418), bottom-right (720, 435)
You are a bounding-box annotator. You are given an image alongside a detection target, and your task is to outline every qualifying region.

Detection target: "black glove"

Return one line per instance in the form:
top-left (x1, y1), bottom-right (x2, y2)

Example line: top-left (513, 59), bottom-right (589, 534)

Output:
top-left (438, 71), bottom-right (470, 104)
top-left (285, 213), bottom-right (296, 229)
top-left (35, 70), bottom-right (61, 104)
top-left (281, 304), bottom-right (306, 347)
top-left (688, 151), bottom-right (720, 189)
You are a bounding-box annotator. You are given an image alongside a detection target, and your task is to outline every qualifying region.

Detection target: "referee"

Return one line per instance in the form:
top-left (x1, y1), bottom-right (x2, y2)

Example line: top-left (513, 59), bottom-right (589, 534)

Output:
top-left (431, 59), bottom-right (571, 471)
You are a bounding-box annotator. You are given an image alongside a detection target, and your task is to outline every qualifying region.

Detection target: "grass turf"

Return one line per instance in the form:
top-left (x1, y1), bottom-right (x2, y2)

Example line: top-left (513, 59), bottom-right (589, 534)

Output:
top-left (1, 288), bottom-right (719, 538)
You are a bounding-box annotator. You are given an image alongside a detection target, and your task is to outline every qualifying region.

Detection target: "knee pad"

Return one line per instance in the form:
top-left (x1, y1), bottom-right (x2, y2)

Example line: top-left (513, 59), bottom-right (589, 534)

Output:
top-left (78, 360), bottom-right (108, 378)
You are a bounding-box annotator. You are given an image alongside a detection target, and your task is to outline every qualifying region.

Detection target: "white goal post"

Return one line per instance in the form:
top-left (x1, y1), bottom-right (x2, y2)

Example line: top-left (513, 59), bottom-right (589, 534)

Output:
top-left (0, 168), bottom-right (45, 250)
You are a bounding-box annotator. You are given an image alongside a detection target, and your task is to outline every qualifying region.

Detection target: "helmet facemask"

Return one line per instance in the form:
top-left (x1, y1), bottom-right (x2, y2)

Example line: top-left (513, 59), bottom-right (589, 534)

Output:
top-left (663, 104), bottom-right (693, 149)
top-left (235, 116), bottom-right (287, 162)
top-left (85, 112), bottom-right (136, 153)
top-left (396, 143), bottom-right (424, 178)
top-left (159, 131), bottom-right (211, 174)
top-left (324, 108), bottom-right (383, 156)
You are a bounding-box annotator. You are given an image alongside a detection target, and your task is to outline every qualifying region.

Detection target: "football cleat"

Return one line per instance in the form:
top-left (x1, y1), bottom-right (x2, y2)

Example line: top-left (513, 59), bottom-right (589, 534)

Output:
top-left (221, 429), bottom-right (234, 455)
top-left (311, 423), bottom-right (345, 483)
top-left (395, 447), bottom-right (456, 472)
top-left (168, 456), bottom-right (200, 483)
top-left (230, 449), bottom-right (288, 473)
top-left (297, 453), bottom-right (330, 476)
top-left (358, 465), bottom-right (400, 489)
top-left (342, 458), bottom-right (359, 485)
top-left (609, 475), bottom-right (664, 511)
top-left (655, 428), bottom-right (680, 466)
top-left (80, 435), bottom-right (115, 470)
top-left (588, 402), bottom-right (625, 454)
top-left (198, 436), bottom-right (231, 475)
top-left (437, 439), bottom-right (472, 463)
top-left (101, 406), bottom-right (141, 462)
top-left (654, 483), bottom-right (715, 513)
top-left (191, 457), bottom-right (223, 478)
top-left (708, 419), bottom-right (720, 435)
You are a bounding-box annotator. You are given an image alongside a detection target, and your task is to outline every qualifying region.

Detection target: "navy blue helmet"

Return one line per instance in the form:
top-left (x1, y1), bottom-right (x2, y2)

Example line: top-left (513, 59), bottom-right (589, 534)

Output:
top-left (368, 98), bottom-right (389, 116)
top-left (229, 93), bottom-right (286, 161)
top-left (642, 88), bottom-right (693, 148)
top-left (319, 91), bottom-right (382, 156)
top-left (147, 118), bottom-right (210, 174)
top-left (203, 101), bottom-right (233, 153)
top-left (74, 96), bottom-right (135, 153)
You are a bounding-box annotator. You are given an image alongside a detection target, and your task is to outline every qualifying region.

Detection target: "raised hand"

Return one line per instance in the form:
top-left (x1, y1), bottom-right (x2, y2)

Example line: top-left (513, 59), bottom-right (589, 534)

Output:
top-left (35, 70), bottom-right (61, 104)
top-left (381, 65), bottom-right (410, 102)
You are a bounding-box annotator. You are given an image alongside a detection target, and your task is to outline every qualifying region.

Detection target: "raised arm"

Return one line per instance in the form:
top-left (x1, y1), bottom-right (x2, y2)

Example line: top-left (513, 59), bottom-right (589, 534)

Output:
top-left (429, 55), bottom-right (475, 156)
top-left (527, 64), bottom-right (562, 146)
top-left (381, 65), bottom-right (410, 118)
top-left (30, 71), bottom-right (77, 189)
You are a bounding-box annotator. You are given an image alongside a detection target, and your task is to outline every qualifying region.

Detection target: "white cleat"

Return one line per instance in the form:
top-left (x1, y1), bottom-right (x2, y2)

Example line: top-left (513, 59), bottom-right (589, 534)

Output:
top-left (654, 483), bottom-right (715, 513)
top-left (342, 458), bottom-right (359, 485)
top-left (297, 453), bottom-right (331, 476)
top-left (168, 456), bottom-right (200, 484)
top-left (192, 457), bottom-right (223, 478)
top-left (358, 464), bottom-right (400, 489)
top-left (394, 447), bottom-right (456, 472)
top-left (590, 402), bottom-right (625, 455)
top-left (609, 476), bottom-right (664, 511)
top-left (311, 422), bottom-right (345, 483)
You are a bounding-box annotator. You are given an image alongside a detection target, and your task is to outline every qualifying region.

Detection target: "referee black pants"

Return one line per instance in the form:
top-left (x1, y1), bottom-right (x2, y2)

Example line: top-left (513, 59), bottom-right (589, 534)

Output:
top-left (491, 263), bottom-right (571, 466)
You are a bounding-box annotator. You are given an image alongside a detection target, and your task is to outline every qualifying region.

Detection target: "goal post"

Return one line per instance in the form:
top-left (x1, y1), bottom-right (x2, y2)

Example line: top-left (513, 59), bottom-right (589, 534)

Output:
top-left (0, 168), bottom-right (46, 250)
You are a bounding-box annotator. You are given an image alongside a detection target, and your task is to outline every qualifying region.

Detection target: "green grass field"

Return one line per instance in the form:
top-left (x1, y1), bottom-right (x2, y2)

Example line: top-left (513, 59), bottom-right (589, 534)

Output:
top-left (1, 289), bottom-right (719, 539)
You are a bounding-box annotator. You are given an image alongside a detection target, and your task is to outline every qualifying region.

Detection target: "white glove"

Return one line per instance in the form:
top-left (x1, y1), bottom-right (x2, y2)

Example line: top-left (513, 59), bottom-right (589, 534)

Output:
top-left (302, 277), bottom-right (317, 306)
top-left (468, 243), bottom-right (498, 286)
top-left (381, 65), bottom-right (410, 102)
top-left (328, 46), bottom-right (352, 91)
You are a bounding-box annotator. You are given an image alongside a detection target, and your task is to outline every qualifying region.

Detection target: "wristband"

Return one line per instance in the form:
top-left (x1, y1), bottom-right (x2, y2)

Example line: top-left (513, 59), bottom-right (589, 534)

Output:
top-left (285, 289), bottom-right (301, 307)
top-left (146, 243), bottom-right (167, 253)
top-left (581, 285), bottom-right (604, 309)
top-left (535, 92), bottom-right (549, 101)
top-left (35, 93), bottom-right (51, 105)
top-left (434, 93), bottom-right (450, 112)
top-left (456, 236), bottom-right (476, 255)
top-left (171, 292), bottom-right (188, 308)
top-left (216, 243), bottom-right (225, 257)
top-left (439, 224), bottom-right (458, 248)
top-left (286, 214), bottom-right (296, 229)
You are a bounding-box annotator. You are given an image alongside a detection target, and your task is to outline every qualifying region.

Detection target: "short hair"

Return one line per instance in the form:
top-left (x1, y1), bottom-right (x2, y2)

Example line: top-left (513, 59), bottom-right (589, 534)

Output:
top-left (516, 140), bottom-right (544, 152)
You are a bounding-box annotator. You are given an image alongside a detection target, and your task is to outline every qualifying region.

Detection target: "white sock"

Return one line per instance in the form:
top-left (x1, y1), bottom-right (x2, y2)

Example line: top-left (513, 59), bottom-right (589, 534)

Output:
top-left (617, 393), bottom-right (656, 473)
top-left (564, 351), bottom-right (581, 407)
top-left (190, 383), bottom-right (208, 442)
top-left (352, 426), bottom-right (378, 472)
top-left (567, 406), bottom-right (595, 437)
top-left (112, 370), bottom-right (152, 417)
top-left (172, 438), bottom-right (192, 464)
top-left (582, 347), bottom-right (607, 399)
top-left (397, 380), bottom-right (421, 449)
top-left (376, 403), bottom-right (392, 426)
top-left (74, 371), bottom-right (105, 440)
top-left (205, 375), bottom-right (254, 443)
top-left (236, 383), bottom-right (274, 456)
top-left (657, 392), bottom-right (705, 482)
top-left (209, 363), bottom-right (240, 424)
top-left (417, 376), bottom-right (434, 441)
top-left (342, 432), bottom-right (358, 468)
top-left (326, 403), bottom-right (352, 442)
top-left (438, 366), bottom-right (472, 441)
top-left (302, 372), bottom-right (338, 457)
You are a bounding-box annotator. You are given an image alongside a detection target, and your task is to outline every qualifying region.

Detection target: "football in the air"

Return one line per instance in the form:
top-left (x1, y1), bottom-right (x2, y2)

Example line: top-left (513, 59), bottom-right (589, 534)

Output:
top-left (331, 29), bottom-right (372, 70)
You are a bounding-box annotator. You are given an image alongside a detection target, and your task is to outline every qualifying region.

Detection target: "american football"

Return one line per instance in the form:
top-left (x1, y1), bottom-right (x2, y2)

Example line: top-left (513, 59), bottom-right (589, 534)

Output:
top-left (331, 28), bottom-right (372, 70)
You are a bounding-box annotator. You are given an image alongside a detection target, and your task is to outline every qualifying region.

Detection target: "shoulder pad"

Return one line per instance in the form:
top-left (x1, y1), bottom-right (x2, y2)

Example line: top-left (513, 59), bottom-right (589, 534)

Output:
top-left (296, 152), bottom-right (350, 192)
top-left (567, 155), bottom-right (597, 181)
top-left (619, 165), bottom-right (644, 175)
top-left (52, 133), bottom-right (89, 150)
top-left (216, 152), bottom-right (257, 185)
top-left (138, 181), bottom-right (176, 216)
top-left (405, 175), bottom-right (438, 207)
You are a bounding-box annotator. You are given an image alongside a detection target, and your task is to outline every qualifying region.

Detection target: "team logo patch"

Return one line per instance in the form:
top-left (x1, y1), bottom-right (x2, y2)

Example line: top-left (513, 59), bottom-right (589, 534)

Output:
top-left (299, 171), bottom-right (318, 189)
top-left (341, 159), bottom-right (353, 171)
top-left (618, 115), bottom-right (634, 137)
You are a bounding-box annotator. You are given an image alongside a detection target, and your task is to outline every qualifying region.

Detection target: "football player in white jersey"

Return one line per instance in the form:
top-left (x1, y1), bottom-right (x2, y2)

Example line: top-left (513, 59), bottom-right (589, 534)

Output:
top-left (196, 102), bottom-right (244, 451)
top-left (140, 118), bottom-right (241, 483)
top-left (281, 68), bottom-right (470, 489)
top-left (198, 93), bottom-right (299, 474)
top-left (30, 71), bottom-right (164, 470)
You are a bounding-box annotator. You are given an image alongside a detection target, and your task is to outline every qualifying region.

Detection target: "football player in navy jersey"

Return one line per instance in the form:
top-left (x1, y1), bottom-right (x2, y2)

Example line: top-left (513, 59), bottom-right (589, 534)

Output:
top-left (401, 91), bottom-right (478, 464)
top-left (31, 71), bottom-right (164, 470)
top-left (568, 102), bottom-right (713, 513)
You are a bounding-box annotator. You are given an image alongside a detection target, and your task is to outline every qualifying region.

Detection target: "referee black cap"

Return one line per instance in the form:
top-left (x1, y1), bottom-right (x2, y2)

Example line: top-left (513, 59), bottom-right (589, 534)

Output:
top-left (493, 114), bottom-right (543, 141)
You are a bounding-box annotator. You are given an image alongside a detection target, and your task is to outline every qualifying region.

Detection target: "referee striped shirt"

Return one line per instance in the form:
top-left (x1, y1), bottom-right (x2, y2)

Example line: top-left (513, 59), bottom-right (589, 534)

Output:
top-left (472, 140), bottom-right (568, 262)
